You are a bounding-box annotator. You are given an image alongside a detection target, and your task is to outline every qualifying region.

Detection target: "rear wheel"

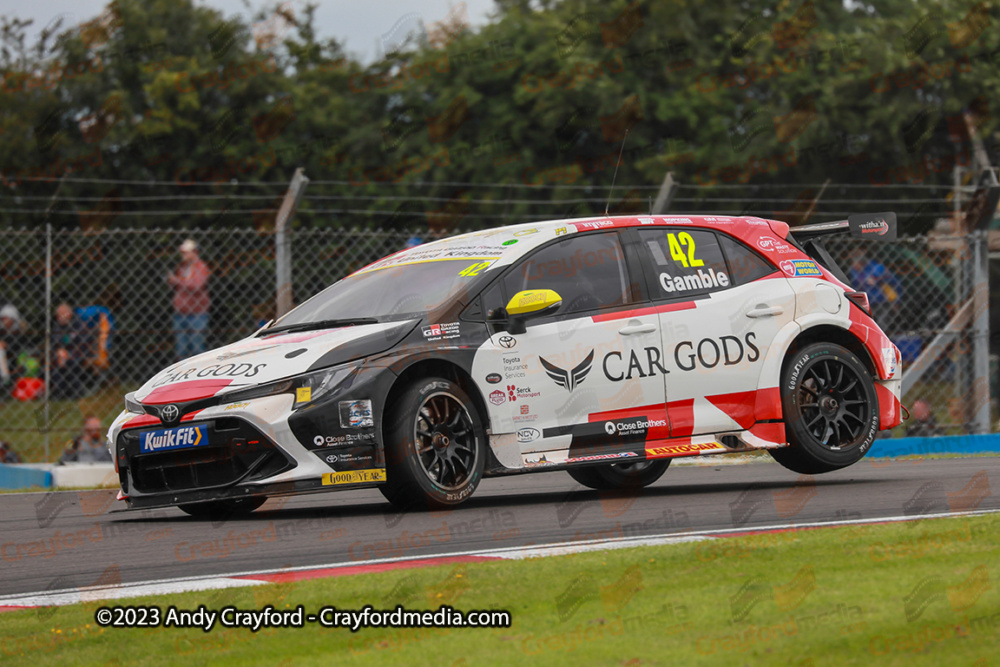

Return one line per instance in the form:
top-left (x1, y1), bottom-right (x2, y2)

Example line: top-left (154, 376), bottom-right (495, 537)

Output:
top-left (380, 377), bottom-right (485, 510)
top-left (178, 496), bottom-right (267, 518)
top-left (566, 459), bottom-right (670, 491)
top-left (770, 342), bottom-right (879, 474)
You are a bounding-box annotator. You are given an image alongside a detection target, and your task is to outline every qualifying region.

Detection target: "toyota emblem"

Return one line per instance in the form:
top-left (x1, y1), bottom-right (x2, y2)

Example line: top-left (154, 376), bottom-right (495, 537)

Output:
top-left (499, 335), bottom-right (516, 348)
top-left (160, 404), bottom-right (180, 424)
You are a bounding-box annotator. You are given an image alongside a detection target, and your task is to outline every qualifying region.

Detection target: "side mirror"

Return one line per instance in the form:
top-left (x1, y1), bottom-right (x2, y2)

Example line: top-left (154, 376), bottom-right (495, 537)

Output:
top-left (504, 289), bottom-right (562, 335)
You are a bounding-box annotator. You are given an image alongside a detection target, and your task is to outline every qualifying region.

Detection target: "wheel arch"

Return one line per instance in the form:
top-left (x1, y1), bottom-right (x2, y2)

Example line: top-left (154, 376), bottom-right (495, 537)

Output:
top-left (783, 324), bottom-right (877, 378)
top-left (384, 357), bottom-right (493, 435)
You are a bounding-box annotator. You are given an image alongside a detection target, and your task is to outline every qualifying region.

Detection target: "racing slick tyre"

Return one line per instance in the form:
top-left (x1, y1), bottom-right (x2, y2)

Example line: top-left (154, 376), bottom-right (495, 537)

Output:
top-left (380, 377), bottom-right (486, 510)
top-left (770, 342), bottom-right (879, 475)
top-left (178, 496), bottom-right (267, 518)
top-left (566, 460), bottom-right (670, 491)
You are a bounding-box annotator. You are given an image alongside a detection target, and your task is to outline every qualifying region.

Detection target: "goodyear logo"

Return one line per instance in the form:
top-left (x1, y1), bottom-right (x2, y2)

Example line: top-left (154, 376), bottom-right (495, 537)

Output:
top-left (321, 469), bottom-right (387, 485)
top-left (140, 424), bottom-right (207, 453)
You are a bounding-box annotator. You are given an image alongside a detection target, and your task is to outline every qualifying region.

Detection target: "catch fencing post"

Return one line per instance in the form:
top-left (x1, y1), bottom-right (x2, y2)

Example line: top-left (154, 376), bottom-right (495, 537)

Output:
top-left (971, 230), bottom-right (990, 434)
top-left (274, 168), bottom-right (309, 319)
top-left (651, 172), bottom-right (677, 214)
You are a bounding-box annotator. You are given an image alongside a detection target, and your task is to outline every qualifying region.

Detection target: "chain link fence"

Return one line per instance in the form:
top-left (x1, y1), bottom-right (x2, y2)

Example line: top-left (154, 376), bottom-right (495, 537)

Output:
top-left (0, 226), bottom-right (449, 461)
top-left (0, 225), bottom-right (992, 462)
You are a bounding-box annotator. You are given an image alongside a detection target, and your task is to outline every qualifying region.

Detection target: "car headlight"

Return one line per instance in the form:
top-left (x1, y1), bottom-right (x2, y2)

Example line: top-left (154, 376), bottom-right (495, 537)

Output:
top-left (291, 365), bottom-right (358, 408)
top-left (217, 363), bottom-right (359, 408)
top-left (124, 392), bottom-right (144, 414)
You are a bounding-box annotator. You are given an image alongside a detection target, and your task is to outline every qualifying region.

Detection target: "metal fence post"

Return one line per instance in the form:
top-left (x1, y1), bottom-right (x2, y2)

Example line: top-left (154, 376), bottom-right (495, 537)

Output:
top-left (275, 168), bottom-right (309, 319)
top-left (43, 222), bottom-right (51, 461)
top-left (651, 172), bottom-right (677, 214)
top-left (971, 230), bottom-right (990, 434)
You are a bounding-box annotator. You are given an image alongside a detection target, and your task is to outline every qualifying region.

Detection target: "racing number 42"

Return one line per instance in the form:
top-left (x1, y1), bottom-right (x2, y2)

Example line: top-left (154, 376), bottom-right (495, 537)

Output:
top-left (668, 232), bottom-right (704, 268)
top-left (459, 261), bottom-right (492, 277)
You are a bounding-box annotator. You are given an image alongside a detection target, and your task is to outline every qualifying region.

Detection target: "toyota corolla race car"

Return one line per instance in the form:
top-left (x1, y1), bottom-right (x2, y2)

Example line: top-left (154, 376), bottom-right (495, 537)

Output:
top-left (108, 213), bottom-right (902, 515)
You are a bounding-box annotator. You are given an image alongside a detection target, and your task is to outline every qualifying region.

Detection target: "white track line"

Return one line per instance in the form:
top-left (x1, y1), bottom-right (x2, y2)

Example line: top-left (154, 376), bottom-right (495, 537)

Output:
top-left (2, 507), bottom-right (998, 610)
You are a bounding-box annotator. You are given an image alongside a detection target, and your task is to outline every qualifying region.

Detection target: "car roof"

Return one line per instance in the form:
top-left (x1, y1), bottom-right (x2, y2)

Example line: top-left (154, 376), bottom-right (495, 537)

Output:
top-left (353, 215), bottom-right (790, 275)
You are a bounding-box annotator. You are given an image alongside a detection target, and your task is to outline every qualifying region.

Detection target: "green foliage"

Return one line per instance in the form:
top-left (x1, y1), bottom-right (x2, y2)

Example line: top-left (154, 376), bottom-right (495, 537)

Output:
top-left (0, 0), bottom-right (996, 230)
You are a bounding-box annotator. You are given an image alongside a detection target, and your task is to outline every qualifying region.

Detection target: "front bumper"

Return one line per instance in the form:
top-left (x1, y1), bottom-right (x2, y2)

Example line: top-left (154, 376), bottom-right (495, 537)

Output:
top-left (116, 416), bottom-right (297, 497)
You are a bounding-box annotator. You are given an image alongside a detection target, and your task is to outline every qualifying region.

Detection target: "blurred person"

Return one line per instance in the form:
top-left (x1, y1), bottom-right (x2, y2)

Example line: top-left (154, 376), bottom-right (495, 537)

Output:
top-left (168, 239), bottom-right (211, 361)
top-left (848, 249), bottom-right (902, 329)
top-left (905, 399), bottom-right (941, 438)
top-left (58, 415), bottom-right (111, 464)
top-left (50, 302), bottom-right (95, 399)
top-left (1, 303), bottom-right (29, 389)
top-left (0, 439), bottom-right (22, 463)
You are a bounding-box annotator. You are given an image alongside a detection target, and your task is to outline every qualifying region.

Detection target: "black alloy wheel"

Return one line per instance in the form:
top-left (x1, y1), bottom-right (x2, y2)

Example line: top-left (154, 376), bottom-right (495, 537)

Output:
top-left (381, 377), bottom-right (485, 509)
top-left (770, 342), bottom-right (879, 474)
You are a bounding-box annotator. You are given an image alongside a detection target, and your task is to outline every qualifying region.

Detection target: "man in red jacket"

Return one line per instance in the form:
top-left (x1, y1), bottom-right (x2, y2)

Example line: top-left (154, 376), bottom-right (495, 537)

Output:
top-left (168, 239), bottom-right (211, 361)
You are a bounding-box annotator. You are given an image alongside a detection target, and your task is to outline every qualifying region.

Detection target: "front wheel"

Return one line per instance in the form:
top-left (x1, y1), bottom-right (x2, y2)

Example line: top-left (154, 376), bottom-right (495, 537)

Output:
top-left (380, 377), bottom-right (485, 510)
top-left (770, 342), bottom-right (879, 474)
top-left (178, 496), bottom-right (267, 518)
top-left (567, 459), bottom-right (670, 491)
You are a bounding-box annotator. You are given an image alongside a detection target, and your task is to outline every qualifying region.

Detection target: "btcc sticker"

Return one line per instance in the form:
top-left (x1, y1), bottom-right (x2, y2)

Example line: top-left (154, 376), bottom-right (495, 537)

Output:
top-left (645, 442), bottom-right (725, 458)
top-left (780, 259), bottom-right (822, 277)
top-left (321, 469), bottom-right (386, 485)
top-left (140, 424), bottom-right (207, 453)
top-left (486, 373), bottom-right (502, 384)
top-left (339, 400), bottom-right (373, 428)
top-left (882, 346), bottom-right (897, 377)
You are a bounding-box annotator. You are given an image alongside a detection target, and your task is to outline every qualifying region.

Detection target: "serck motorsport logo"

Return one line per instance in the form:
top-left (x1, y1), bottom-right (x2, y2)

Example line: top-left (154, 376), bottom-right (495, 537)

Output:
top-left (540, 350), bottom-right (594, 392)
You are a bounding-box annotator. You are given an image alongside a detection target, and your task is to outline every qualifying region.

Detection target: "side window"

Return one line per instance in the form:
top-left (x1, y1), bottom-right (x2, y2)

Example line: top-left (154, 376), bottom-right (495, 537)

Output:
top-left (481, 282), bottom-right (505, 320)
top-left (638, 228), bottom-right (729, 299)
top-left (501, 232), bottom-right (630, 315)
top-left (718, 235), bottom-right (777, 285)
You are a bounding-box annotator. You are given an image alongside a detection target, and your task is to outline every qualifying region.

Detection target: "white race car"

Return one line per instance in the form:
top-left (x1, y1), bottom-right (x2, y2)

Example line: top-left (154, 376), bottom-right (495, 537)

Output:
top-left (108, 213), bottom-right (902, 514)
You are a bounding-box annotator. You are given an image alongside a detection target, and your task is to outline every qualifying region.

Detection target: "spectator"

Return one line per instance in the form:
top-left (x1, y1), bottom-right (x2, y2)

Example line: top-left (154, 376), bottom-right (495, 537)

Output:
top-left (0, 439), bottom-right (21, 463)
top-left (58, 416), bottom-right (111, 464)
top-left (50, 302), bottom-right (95, 399)
top-left (1, 303), bottom-right (29, 389)
top-left (848, 249), bottom-right (902, 329)
top-left (906, 399), bottom-right (941, 438)
top-left (168, 239), bottom-right (211, 361)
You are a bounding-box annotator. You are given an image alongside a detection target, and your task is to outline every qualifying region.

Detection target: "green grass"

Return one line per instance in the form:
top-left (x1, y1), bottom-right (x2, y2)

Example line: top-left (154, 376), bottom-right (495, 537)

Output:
top-left (2, 513), bottom-right (998, 666)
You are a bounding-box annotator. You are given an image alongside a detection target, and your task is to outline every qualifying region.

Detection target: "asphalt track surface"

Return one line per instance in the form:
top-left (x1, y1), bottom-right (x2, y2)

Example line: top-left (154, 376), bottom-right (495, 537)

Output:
top-left (1, 457), bottom-right (997, 597)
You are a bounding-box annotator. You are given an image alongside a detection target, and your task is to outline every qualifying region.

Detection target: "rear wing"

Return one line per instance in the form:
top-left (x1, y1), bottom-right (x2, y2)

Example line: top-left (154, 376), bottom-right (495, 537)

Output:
top-left (786, 212), bottom-right (896, 287)
top-left (789, 212), bottom-right (897, 242)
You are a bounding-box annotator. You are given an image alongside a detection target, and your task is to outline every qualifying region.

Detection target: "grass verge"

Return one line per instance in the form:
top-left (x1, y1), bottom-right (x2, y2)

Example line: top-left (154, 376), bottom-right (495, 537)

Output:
top-left (1, 513), bottom-right (998, 666)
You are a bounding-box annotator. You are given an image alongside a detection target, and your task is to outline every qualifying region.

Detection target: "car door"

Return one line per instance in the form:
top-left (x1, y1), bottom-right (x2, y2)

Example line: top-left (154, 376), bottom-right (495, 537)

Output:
top-left (633, 227), bottom-right (796, 437)
top-left (470, 231), bottom-right (669, 461)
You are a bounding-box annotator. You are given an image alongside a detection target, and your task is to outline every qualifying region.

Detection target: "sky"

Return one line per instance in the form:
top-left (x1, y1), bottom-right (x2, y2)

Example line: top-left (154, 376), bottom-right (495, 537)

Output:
top-left (0, 0), bottom-right (497, 63)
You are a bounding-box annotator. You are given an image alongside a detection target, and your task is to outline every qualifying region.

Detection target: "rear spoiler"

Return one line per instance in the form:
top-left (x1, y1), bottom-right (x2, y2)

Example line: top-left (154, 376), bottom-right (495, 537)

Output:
top-left (789, 212), bottom-right (897, 242)
top-left (786, 212), bottom-right (896, 288)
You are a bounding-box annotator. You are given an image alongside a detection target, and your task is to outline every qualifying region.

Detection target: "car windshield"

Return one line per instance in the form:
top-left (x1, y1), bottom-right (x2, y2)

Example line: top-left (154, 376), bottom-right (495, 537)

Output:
top-left (273, 252), bottom-right (498, 327)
